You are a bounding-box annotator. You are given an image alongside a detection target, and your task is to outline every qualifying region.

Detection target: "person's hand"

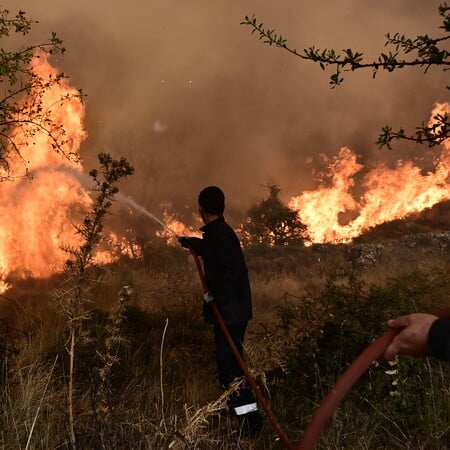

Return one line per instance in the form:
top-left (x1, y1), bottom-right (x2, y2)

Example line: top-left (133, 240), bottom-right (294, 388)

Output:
top-left (383, 313), bottom-right (439, 360)
top-left (178, 236), bottom-right (190, 248)
top-left (203, 292), bottom-right (214, 304)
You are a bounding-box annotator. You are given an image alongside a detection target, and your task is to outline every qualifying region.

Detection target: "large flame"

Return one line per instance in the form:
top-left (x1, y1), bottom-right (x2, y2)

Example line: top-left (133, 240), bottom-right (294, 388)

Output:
top-left (0, 54), bottom-right (94, 293)
top-left (289, 103), bottom-right (450, 244)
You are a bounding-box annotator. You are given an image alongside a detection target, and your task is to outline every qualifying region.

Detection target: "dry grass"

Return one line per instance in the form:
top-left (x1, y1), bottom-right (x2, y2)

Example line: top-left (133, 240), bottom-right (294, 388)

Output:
top-left (1, 355), bottom-right (67, 449)
top-left (0, 237), bottom-right (449, 448)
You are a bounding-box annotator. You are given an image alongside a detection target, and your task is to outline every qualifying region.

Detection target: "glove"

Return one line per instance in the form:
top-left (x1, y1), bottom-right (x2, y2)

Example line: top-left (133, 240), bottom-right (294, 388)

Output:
top-left (203, 291), bottom-right (214, 304)
top-left (178, 236), bottom-right (190, 248)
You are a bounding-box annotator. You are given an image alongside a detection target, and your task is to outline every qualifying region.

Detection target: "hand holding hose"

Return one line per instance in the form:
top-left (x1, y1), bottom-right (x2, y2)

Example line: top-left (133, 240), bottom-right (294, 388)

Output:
top-left (178, 236), bottom-right (190, 248)
top-left (383, 313), bottom-right (439, 360)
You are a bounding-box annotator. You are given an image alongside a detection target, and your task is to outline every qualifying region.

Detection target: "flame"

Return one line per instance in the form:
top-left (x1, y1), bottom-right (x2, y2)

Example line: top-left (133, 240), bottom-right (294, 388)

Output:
top-left (289, 103), bottom-right (450, 244)
top-left (157, 209), bottom-right (201, 244)
top-left (0, 54), bottom-right (104, 293)
top-left (105, 232), bottom-right (144, 259)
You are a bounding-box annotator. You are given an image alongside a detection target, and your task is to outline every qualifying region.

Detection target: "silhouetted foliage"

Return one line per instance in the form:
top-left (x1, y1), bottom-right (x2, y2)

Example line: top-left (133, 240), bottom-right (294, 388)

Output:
top-left (0, 7), bottom-right (80, 180)
top-left (240, 184), bottom-right (307, 247)
top-left (241, 3), bottom-right (450, 149)
top-left (60, 153), bottom-right (134, 448)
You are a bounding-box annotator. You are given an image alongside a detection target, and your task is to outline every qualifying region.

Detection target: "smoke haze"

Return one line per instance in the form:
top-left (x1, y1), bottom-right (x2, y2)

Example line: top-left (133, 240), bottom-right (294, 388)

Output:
top-left (5, 0), bottom-right (448, 225)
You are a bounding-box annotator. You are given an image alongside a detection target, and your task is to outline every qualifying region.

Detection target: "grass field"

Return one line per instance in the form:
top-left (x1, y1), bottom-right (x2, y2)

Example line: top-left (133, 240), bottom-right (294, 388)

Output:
top-left (1, 233), bottom-right (449, 449)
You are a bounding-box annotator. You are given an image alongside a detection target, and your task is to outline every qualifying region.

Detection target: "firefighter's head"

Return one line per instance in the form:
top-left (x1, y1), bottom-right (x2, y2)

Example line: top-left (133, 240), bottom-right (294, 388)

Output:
top-left (198, 186), bottom-right (225, 223)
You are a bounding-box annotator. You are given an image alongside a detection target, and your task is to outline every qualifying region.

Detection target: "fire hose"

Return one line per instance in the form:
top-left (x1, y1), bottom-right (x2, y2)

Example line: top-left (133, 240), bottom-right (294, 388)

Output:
top-left (187, 245), bottom-right (450, 449)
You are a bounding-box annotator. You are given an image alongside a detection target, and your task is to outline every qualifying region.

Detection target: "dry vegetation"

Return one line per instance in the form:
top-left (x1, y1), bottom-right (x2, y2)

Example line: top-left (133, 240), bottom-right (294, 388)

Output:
top-left (1, 229), bottom-right (450, 449)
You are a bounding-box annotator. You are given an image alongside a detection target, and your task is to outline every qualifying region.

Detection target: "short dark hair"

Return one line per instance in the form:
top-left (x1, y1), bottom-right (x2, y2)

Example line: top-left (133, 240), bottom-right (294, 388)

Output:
top-left (198, 186), bottom-right (225, 215)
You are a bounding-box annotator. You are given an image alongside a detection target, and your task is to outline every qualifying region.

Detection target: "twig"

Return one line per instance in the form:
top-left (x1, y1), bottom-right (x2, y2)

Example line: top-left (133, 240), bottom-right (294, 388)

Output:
top-left (68, 330), bottom-right (77, 450)
top-left (160, 318), bottom-right (169, 433)
top-left (25, 355), bottom-right (59, 450)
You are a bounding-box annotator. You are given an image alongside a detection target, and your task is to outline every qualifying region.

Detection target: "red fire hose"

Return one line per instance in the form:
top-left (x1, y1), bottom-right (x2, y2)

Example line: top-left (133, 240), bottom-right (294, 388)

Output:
top-left (187, 245), bottom-right (450, 449)
top-left (298, 305), bottom-right (450, 450)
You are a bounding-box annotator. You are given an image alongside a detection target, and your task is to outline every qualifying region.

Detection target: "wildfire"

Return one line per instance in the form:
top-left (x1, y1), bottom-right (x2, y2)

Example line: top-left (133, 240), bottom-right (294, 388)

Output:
top-left (289, 103), bottom-right (450, 244)
top-left (0, 54), bottom-right (96, 293)
top-left (1, 52), bottom-right (449, 294)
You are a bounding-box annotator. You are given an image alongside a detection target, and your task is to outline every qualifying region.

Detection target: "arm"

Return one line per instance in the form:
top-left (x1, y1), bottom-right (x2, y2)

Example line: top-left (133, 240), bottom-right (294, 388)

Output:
top-left (428, 318), bottom-right (450, 361)
top-left (179, 236), bottom-right (204, 255)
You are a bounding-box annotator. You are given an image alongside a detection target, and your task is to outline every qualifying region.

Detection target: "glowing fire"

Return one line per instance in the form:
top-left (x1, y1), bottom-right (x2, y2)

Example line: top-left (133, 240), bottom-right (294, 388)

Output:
top-left (157, 209), bottom-right (201, 244)
top-left (1, 52), bottom-right (449, 294)
top-left (289, 103), bottom-right (450, 244)
top-left (0, 53), bottom-right (95, 293)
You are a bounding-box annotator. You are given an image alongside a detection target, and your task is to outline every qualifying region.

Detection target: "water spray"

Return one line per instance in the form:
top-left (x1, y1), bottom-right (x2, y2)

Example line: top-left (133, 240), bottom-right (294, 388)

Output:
top-left (115, 194), bottom-right (180, 238)
top-left (49, 166), bottom-right (180, 238)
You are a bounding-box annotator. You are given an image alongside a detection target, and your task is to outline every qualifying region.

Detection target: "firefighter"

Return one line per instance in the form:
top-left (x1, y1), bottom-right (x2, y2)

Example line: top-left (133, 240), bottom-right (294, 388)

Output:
top-left (178, 186), bottom-right (263, 437)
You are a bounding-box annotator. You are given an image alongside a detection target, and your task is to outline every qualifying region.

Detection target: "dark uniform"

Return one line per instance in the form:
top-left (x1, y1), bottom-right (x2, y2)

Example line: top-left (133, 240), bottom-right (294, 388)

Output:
top-left (185, 216), bottom-right (262, 436)
top-left (429, 318), bottom-right (450, 360)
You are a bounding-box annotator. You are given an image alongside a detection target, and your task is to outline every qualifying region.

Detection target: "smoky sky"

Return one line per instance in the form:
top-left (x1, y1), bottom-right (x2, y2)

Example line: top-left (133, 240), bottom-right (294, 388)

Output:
top-left (5, 0), bottom-right (448, 226)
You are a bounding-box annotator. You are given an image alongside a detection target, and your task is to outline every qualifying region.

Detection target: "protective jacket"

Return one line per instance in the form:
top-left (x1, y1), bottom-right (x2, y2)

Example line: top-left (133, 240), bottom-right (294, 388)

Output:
top-left (429, 318), bottom-right (450, 361)
top-left (186, 216), bottom-right (252, 324)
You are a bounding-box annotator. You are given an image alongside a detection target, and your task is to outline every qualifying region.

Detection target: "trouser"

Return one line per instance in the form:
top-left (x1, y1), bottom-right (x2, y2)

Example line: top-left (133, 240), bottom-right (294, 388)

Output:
top-left (213, 322), bottom-right (262, 436)
top-left (213, 322), bottom-right (246, 388)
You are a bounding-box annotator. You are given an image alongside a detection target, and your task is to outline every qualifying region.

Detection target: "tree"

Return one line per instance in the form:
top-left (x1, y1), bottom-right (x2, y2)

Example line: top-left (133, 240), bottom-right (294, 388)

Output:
top-left (240, 184), bottom-right (307, 247)
top-left (241, 3), bottom-right (450, 149)
top-left (0, 7), bottom-right (78, 179)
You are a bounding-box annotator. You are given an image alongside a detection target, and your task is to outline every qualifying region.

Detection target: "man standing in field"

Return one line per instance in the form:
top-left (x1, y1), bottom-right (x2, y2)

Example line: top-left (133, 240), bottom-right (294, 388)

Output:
top-left (179, 185), bottom-right (263, 438)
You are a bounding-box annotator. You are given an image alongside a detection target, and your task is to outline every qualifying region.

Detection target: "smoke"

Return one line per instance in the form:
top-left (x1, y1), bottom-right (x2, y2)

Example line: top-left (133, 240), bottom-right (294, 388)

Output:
top-left (4, 0), bottom-right (448, 225)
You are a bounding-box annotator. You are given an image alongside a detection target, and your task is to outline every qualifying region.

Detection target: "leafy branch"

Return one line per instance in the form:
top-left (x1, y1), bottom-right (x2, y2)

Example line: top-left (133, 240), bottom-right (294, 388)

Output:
top-left (377, 112), bottom-right (449, 149)
top-left (241, 5), bottom-right (450, 87)
top-left (0, 8), bottom-right (74, 179)
top-left (241, 4), bottom-right (450, 148)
